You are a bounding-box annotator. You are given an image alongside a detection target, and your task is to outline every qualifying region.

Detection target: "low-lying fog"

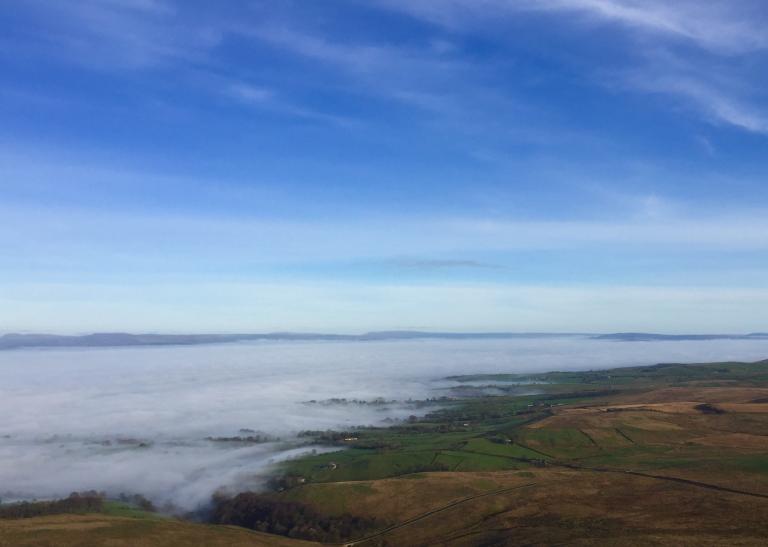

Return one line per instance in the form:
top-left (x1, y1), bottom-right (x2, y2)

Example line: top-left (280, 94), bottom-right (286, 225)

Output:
top-left (2, 336), bottom-right (768, 510)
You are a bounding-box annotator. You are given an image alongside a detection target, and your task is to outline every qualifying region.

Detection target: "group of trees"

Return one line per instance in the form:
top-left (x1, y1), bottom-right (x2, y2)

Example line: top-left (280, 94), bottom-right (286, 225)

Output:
top-left (394, 462), bottom-right (451, 475)
top-left (303, 397), bottom-right (397, 406)
top-left (117, 492), bottom-right (156, 512)
top-left (0, 491), bottom-right (103, 519)
top-left (206, 434), bottom-right (280, 444)
top-left (296, 429), bottom-right (359, 444)
top-left (211, 493), bottom-right (384, 542)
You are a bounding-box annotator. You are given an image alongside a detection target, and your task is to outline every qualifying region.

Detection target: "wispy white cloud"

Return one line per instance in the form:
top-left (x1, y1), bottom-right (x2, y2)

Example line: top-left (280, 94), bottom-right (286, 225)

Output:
top-left (4, 0), bottom-right (220, 69)
top-left (226, 82), bottom-right (273, 104)
top-left (376, 0), bottom-right (768, 134)
top-left (630, 72), bottom-right (768, 134)
top-left (378, 0), bottom-right (768, 54)
top-left (235, 21), bottom-right (538, 130)
top-left (6, 0), bottom-right (766, 136)
top-left (221, 79), bottom-right (359, 126)
top-left (239, 23), bottom-right (486, 116)
top-left (533, 0), bottom-right (768, 54)
top-left (609, 45), bottom-right (768, 134)
top-left (3, 2), bottom-right (518, 128)
top-left (243, 26), bottom-right (399, 73)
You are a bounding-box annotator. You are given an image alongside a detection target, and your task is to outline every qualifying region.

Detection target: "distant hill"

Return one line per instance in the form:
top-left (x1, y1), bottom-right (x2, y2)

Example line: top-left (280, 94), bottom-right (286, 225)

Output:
top-left (592, 332), bottom-right (768, 342)
top-left (0, 331), bottom-right (584, 350)
top-left (3, 331), bottom-right (766, 350)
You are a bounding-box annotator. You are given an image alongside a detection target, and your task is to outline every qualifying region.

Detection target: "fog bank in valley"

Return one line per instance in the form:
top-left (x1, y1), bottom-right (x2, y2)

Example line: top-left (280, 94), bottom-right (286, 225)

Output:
top-left (1, 337), bottom-right (767, 510)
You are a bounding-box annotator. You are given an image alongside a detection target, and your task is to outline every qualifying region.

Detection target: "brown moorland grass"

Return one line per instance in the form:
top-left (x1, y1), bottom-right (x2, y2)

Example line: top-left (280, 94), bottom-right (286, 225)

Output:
top-left (278, 470), bottom-right (560, 523)
top-left (689, 432), bottom-right (768, 450)
top-left (278, 468), bottom-right (768, 546)
top-left (0, 514), bottom-right (316, 547)
top-left (616, 387), bottom-right (768, 404)
top-left (529, 409), bottom-right (688, 431)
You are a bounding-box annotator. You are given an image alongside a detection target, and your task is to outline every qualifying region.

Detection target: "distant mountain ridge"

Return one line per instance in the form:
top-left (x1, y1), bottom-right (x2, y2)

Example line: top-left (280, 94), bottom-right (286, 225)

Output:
top-left (592, 332), bottom-right (768, 342)
top-left (0, 331), bottom-right (583, 350)
top-left (2, 331), bottom-right (767, 350)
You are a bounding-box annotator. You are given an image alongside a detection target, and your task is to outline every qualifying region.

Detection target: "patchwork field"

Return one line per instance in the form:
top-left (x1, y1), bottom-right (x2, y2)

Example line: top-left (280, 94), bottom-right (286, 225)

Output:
top-left (265, 360), bottom-right (768, 544)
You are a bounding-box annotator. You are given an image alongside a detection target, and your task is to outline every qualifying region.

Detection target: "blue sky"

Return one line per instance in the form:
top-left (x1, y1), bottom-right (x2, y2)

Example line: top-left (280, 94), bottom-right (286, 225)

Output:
top-left (2, 0), bottom-right (768, 333)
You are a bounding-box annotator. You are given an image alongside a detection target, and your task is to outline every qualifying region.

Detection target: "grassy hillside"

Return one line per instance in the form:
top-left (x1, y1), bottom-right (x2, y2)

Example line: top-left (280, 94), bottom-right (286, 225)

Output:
top-left (257, 359), bottom-right (768, 544)
top-left (0, 513), bottom-right (315, 547)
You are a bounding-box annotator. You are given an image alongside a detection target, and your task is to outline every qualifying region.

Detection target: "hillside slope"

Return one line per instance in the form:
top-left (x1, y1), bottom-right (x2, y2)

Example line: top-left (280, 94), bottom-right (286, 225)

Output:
top-left (0, 513), bottom-right (314, 547)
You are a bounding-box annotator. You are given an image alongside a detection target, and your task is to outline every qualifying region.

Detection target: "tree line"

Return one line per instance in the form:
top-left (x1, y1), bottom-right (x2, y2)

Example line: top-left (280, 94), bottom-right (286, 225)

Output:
top-left (211, 493), bottom-right (384, 542)
top-left (0, 491), bottom-right (103, 519)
